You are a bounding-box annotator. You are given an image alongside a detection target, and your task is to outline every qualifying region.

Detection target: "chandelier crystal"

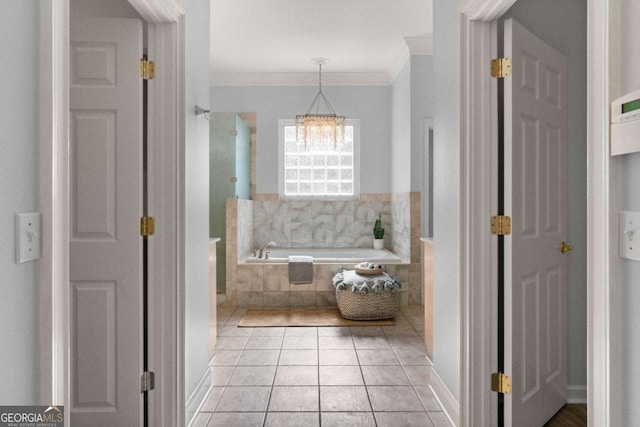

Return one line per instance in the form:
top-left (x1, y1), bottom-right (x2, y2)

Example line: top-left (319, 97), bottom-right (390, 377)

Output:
top-left (295, 58), bottom-right (345, 148)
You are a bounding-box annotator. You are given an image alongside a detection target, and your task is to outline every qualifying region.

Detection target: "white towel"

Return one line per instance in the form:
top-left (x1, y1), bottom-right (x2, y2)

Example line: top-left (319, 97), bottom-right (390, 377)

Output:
top-left (288, 255), bottom-right (314, 284)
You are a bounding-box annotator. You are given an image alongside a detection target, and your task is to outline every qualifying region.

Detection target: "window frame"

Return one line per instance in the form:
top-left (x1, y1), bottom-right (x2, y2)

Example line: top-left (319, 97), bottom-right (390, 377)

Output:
top-left (278, 118), bottom-right (360, 200)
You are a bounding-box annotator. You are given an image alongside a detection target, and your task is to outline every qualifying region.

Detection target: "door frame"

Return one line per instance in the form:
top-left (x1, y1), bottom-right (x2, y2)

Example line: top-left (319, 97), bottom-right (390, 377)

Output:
top-left (39, 1), bottom-right (187, 425)
top-left (459, 0), bottom-right (615, 426)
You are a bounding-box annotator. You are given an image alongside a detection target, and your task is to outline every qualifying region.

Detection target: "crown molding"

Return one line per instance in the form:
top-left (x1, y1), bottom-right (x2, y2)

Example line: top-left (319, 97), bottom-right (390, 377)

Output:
top-left (404, 35), bottom-right (434, 55)
top-left (210, 36), bottom-right (434, 87)
top-left (210, 71), bottom-right (394, 87)
top-left (127, 0), bottom-right (184, 23)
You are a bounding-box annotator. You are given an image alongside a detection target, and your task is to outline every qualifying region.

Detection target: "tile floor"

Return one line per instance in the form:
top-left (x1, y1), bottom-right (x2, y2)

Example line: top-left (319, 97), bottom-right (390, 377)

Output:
top-left (192, 306), bottom-right (452, 426)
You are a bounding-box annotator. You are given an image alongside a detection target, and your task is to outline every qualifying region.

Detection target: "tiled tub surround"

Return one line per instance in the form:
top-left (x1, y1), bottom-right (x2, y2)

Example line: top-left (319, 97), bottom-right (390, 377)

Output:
top-left (233, 263), bottom-right (411, 308)
top-left (225, 194), bottom-right (421, 307)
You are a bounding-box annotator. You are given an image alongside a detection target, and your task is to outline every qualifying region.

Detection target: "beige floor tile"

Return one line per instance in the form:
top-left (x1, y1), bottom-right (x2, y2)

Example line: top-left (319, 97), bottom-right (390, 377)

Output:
top-left (320, 386), bottom-right (371, 412)
top-left (318, 336), bottom-right (355, 349)
top-left (207, 412), bottom-right (264, 426)
top-left (264, 412), bottom-right (319, 427)
top-left (282, 335), bottom-right (318, 349)
top-left (214, 386), bottom-right (270, 412)
top-left (356, 349), bottom-right (399, 365)
top-left (274, 365), bottom-right (319, 385)
top-left (361, 365), bottom-right (410, 385)
top-left (267, 386), bottom-right (319, 412)
top-left (236, 349), bottom-right (280, 366)
top-left (227, 366), bottom-right (276, 386)
top-left (321, 412), bottom-right (376, 427)
top-left (375, 412), bottom-right (435, 426)
top-left (244, 336), bottom-right (283, 350)
top-left (319, 349), bottom-right (359, 365)
top-left (320, 365), bottom-right (364, 386)
top-left (367, 386), bottom-right (424, 412)
top-left (278, 349), bottom-right (318, 365)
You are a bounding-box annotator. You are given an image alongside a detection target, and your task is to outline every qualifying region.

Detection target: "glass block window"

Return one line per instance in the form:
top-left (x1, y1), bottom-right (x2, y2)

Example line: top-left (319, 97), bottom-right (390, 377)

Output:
top-left (279, 119), bottom-right (359, 199)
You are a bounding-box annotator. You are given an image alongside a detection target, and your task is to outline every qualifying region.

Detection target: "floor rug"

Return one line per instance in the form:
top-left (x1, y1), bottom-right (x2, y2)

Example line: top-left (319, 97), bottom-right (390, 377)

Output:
top-left (238, 308), bottom-right (395, 327)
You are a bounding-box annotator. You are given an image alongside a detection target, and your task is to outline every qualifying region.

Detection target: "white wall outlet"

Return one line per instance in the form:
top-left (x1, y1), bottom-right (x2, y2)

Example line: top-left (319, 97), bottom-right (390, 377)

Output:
top-left (619, 211), bottom-right (640, 261)
top-left (15, 212), bottom-right (41, 263)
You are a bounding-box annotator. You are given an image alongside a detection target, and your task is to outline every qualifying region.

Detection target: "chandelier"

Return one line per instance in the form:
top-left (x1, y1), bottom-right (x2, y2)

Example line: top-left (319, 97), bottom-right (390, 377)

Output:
top-left (295, 58), bottom-right (345, 148)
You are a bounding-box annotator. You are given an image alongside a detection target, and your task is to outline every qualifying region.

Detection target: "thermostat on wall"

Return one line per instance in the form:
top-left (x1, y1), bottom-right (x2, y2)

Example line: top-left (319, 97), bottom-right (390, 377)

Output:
top-left (611, 89), bottom-right (640, 155)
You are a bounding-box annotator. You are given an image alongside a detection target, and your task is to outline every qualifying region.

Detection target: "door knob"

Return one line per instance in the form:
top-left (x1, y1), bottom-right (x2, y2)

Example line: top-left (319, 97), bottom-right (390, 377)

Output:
top-left (560, 241), bottom-right (573, 254)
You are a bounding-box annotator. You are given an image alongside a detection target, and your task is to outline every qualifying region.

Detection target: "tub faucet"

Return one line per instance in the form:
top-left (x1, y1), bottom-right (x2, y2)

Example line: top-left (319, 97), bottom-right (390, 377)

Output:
top-left (258, 241), bottom-right (277, 258)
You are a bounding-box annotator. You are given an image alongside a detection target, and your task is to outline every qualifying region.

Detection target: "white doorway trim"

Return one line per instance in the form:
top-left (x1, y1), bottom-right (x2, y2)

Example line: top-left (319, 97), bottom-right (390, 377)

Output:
top-left (39, 1), bottom-right (186, 425)
top-left (38, 0), bottom-right (69, 407)
top-left (459, 0), bottom-right (613, 425)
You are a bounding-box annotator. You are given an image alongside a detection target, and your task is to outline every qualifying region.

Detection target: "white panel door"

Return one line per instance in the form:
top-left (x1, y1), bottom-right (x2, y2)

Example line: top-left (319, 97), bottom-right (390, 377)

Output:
top-left (503, 18), bottom-right (568, 427)
top-left (69, 18), bottom-right (143, 427)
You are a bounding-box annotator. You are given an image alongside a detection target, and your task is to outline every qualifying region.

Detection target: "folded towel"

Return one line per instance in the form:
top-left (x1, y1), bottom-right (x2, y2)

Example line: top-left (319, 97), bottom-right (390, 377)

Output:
top-left (288, 255), bottom-right (314, 284)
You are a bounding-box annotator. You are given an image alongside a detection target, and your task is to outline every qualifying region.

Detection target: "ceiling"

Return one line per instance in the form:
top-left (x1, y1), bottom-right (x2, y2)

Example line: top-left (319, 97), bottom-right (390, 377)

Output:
top-left (210, 0), bottom-right (433, 86)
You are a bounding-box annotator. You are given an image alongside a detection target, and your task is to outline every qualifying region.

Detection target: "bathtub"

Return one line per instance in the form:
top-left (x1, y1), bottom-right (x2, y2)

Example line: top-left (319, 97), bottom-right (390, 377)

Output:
top-left (244, 247), bottom-right (404, 264)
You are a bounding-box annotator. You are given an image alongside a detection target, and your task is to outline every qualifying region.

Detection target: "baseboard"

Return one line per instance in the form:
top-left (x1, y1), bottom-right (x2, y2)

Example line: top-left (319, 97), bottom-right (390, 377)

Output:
top-left (185, 365), bottom-right (213, 427)
top-left (429, 367), bottom-right (460, 426)
top-left (567, 384), bottom-right (587, 403)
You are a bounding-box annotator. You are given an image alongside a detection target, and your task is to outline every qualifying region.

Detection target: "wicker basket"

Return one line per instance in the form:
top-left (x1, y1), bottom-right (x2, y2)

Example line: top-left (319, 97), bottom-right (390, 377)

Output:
top-left (335, 288), bottom-right (399, 320)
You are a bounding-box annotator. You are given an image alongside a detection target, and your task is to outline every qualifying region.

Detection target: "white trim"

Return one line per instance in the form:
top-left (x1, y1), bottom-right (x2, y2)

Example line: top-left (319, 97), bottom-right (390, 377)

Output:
top-left (38, 0), bottom-right (69, 410)
top-left (567, 385), bottom-right (588, 404)
top-left (128, 0), bottom-right (184, 23)
top-left (430, 366), bottom-right (461, 426)
top-left (459, 5), bottom-right (499, 426)
top-left (587, 0), bottom-right (616, 424)
top-left (461, 0), bottom-right (518, 20)
top-left (185, 367), bottom-right (212, 427)
top-left (145, 19), bottom-right (185, 427)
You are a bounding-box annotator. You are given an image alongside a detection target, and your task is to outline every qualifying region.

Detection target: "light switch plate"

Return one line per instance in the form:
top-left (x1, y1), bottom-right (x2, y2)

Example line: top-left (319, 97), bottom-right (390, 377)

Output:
top-left (16, 212), bottom-right (41, 263)
top-left (619, 211), bottom-right (640, 261)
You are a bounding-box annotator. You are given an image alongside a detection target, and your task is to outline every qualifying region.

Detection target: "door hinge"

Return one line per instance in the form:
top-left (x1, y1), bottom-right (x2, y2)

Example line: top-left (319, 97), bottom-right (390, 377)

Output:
top-left (491, 372), bottom-right (511, 394)
top-left (141, 371), bottom-right (155, 392)
top-left (491, 215), bottom-right (511, 236)
top-left (491, 57), bottom-right (512, 78)
top-left (140, 58), bottom-right (155, 80)
top-left (140, 216), bottom-right (155, 236)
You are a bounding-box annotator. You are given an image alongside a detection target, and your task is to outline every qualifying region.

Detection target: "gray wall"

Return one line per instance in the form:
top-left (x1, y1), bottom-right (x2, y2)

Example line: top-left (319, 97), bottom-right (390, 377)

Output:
top-left (0, 0), bottom-right (39, 404)
top-left (210, 86), bottom-right (392, 194)
top-left (184, 0), bottom-right (212, 399)
top-left (391, 60), bottom-right (412, 193)
top-left (432, 0), bottom-right (463, 399)
top-left (618, 0), bottom-right (640, 422)
top-left (412, 55), bottom-right (435, 193)
top-left (502, 0), bottom-right (588, 398)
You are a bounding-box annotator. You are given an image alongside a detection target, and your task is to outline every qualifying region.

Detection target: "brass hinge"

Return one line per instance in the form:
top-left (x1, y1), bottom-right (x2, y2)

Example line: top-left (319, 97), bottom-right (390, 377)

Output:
top-left (491, 372), bottom-right (511, 394)
top-left (491, 57), bottom-right (512, 78)
top-left (140, 216), bottom-right (155, 236)
top-left (491, 215), bottom-right (511, 236)
top-left (141, 371), bottom-right (155, 392)
top-left (140, 58), bottom-right (155, 80)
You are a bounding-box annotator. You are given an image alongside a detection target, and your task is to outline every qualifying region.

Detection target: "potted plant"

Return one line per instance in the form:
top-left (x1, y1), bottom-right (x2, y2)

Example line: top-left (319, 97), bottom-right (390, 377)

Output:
top-left (373, 213), bottom-right (385, 249)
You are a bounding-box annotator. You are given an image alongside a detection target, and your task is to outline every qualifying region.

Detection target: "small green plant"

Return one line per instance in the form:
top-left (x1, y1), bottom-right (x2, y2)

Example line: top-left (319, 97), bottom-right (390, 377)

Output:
top-left (373, 213), bottom-right (385, 239)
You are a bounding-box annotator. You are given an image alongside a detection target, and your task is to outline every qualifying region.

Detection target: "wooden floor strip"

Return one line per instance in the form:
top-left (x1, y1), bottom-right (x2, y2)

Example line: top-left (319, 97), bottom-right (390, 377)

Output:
top-left (544, 404), bottom-right (587, 427)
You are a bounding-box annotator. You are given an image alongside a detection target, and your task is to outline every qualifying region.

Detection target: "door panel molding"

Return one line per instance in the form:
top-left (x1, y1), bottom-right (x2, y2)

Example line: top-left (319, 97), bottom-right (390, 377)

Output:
top-left (40, 2), bottom-right (185, 426)
top-left (460, 0), bottom-right (614, 426)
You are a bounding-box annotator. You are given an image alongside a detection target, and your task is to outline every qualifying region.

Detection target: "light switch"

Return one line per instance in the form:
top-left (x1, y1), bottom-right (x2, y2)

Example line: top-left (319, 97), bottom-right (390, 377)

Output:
top-left (619, 211), bottom-right (640, 261)
top-left (16, 213), bottom-right (41, 263)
